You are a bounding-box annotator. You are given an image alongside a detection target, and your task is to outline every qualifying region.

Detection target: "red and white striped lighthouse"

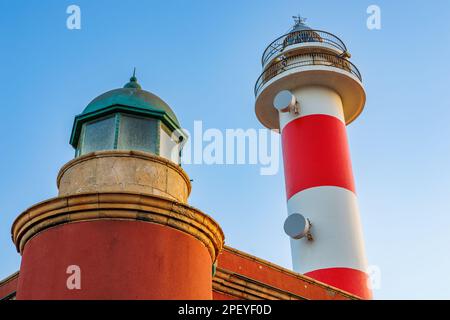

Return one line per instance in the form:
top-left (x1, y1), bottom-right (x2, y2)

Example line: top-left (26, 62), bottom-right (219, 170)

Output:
top-left (254, 16), bottom-right (371, 299)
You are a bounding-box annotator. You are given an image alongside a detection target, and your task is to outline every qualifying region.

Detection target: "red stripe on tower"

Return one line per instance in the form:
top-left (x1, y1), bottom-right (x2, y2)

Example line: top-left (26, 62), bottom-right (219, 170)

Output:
top-left (305, 268), bottom-right (372, 300)
top-left (281, 114), bottom-right (355, 199)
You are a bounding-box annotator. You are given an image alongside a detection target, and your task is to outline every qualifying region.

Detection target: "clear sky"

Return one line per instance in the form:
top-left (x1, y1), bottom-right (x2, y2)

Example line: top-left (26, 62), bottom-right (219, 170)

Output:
top-left (1, 0), bottom-right (450, 299)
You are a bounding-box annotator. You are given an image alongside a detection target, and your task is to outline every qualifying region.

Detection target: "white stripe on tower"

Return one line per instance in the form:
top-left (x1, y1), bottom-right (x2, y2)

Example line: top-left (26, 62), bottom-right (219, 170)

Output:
top-left (280, 86), bottom-right (371, 299)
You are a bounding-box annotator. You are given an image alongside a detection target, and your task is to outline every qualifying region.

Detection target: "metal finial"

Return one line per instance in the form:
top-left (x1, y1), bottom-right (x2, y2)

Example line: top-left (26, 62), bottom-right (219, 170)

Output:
top-left (292, 14), bottom-right (307, 25)
top-left (124, 67), bottom-right (141, 89)
top-left (131, 67), bottom-right (137, 81)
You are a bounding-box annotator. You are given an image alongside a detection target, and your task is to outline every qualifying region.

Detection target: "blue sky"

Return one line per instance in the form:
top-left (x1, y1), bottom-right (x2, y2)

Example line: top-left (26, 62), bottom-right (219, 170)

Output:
top-left (1, 0), bottom-right (450, 299)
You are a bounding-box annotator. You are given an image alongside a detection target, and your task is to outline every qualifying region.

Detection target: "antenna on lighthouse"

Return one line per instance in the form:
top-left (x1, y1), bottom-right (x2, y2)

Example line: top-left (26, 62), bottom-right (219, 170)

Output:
top-left (292, 14), bottom-right (307, 25)
top-left (274, 90), bottom-right (300, 115)
top-left (284, 213), bottom-right (312, 241)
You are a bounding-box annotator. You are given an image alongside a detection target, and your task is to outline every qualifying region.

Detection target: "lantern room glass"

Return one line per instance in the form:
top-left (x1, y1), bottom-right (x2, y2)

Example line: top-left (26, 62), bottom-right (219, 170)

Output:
top-left (117, 115), bottom-right (158, 153)
top-left (79, 116), bottom-right (116, 155)
top-left (76, 114), bottom-right (162, 157)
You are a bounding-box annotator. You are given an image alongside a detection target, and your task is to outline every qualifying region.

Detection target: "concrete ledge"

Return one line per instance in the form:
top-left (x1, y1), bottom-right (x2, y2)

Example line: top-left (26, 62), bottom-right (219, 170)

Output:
top-left (11, 192), bottom-right (224, 262)
top-left (57, 150), bottom-right (192, 203)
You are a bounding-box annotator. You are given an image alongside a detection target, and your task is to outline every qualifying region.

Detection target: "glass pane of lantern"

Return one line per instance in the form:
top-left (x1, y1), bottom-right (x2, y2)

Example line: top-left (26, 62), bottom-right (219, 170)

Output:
top-left (159, 126), bottom-right (180, 164)
top-left (76, 125), bottom-right (85, 157)
top-left (81, 116), bottom-right (116, 155)
top-left (117, 115), bottom-right (157, 153)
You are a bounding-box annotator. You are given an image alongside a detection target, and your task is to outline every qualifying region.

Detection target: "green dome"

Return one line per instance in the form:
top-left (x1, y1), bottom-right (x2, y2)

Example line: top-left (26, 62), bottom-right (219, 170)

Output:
top-left (70, 74), bottom-right (181, 149)
top-left (82, 87), bottom-right (180, 127)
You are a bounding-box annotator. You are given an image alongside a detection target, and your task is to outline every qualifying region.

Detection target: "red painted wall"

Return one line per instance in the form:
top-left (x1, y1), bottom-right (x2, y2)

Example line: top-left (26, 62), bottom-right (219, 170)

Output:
top-left (212, 291), bottom-right (237, 300)
top-left (216, 249), bottom-right (354, 300)
top-left (16, 220), bottom-right (212, 300)
top-left (0, 275), bottom-right (18, 299)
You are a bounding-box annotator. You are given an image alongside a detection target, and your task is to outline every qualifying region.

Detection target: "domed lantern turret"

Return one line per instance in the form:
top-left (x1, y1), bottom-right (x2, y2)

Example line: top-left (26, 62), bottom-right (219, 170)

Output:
top-left (12, 71), bottom-right (224, 300)
top-left (69, 70), bottom-right (185, 164)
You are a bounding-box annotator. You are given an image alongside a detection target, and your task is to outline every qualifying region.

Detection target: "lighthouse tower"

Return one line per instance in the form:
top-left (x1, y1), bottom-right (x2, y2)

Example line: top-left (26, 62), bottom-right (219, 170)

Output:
top-left (254, 17), bottom-right (371, 299)
top-left (12, 73), bottom-right (224, 299)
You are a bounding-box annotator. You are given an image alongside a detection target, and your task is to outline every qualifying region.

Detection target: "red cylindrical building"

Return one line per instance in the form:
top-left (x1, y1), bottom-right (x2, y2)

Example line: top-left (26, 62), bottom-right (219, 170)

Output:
top-left (14, 193), bottom-right (222, 300)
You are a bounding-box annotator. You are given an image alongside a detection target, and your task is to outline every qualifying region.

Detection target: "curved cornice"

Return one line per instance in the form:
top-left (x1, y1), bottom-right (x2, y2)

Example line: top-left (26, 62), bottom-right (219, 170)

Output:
top-left (11, 192), bottom-right (224, 262)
